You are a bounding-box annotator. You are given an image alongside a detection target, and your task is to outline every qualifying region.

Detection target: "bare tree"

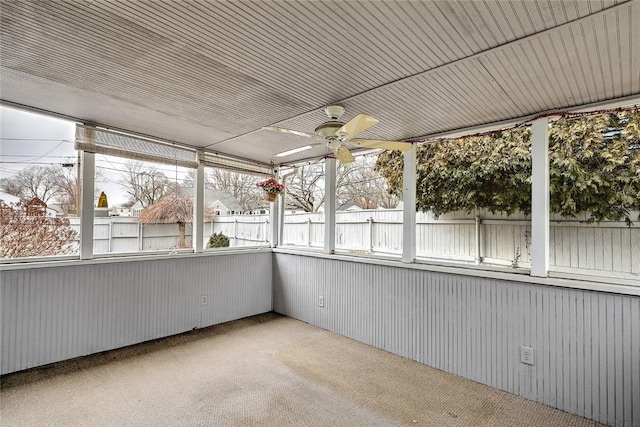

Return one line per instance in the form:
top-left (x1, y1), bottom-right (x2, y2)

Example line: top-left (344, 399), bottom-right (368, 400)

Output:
top-left (284, 156), bottom-right (398, 212)
top-left (55, 166), bottom-right (80, 215)
top-left (339, 157), bottom-right (400, 209)
top-left (0, 202), bottom-right (78, 258)
top-left (183, 169), bottom-right (264, 210)
top-left (0, 164), bottom-right (63, 204)
top-left (285, 165), bottom-right (325, 212)
top-left (119, 161), bottom-right (174, 208)
top-left (1, 163), bottom-right (106, 216)
top-left (206, 169), bottom-right (264, 210)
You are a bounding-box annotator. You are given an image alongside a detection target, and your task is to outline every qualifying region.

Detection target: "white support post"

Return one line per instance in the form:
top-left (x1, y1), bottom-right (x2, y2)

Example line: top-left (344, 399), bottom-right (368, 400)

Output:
top-left (270, 185), bottom-right (279, 248)
top-left (79, 149), bottom-right (95, 260)
top-left (324, 158), bottom-right (336, 254)
top-left (402, 145), bottom-right (417, 263)
top-left (531, 117), bottom-right (550, 277)
top-left (192, 163), bottom-right (205, 253)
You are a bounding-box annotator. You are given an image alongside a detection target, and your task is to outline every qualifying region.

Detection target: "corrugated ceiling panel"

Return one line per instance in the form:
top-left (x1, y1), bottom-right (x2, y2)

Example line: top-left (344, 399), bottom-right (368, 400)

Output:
top-left (480, 2), bottom-right (639, 115)
top-left (1, 0), bottom-right (636, 165)
top-left (221, 58), bottom-right (525, 162)
top-left (1, 1), bottom-right (313, 140)
top-left (92, 0), bottom-right (420, 104)
top-left (219, 0), bottom-right (636, 164)
top-left (75, 0), bottom-right (626, 108)
top-left (0, 67), bottom-right (236, 146)
top-left (336, 60), bottom-right (523, 141)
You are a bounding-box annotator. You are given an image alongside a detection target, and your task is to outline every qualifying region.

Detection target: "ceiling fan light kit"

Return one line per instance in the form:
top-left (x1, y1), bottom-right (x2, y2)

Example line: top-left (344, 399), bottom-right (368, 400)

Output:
top-left (267, 106), bottom-right (412, 163)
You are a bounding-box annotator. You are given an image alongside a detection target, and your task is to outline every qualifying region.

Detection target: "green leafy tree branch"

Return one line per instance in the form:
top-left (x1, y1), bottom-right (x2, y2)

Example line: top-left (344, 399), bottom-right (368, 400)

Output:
top-left (374, 110), bottom-right (640, 224)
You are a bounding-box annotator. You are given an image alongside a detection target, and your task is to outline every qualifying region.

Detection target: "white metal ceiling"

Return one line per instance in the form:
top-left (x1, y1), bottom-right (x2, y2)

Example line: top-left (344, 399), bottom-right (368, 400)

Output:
top-left (1, 0), bottom-right (638, 166)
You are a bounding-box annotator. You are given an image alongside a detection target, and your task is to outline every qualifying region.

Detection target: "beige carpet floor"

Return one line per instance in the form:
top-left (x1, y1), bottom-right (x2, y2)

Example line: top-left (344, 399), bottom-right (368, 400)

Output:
top-left (1, 313), bottom-right (603, 427)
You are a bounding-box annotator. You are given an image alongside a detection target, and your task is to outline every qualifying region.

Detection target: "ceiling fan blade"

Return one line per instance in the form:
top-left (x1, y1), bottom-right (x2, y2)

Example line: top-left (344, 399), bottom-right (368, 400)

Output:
top-left (262, 126), bottom-right (325, 140)
top-left (335, 114), bottom-right (379, 138)
top-left (350, 138), bottom-right (412, 152)
top-left (331, 145), bottom-right (355, 163)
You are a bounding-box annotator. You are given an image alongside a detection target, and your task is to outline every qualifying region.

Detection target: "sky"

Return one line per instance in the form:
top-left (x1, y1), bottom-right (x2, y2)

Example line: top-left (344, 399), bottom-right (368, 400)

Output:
top-left (0, 106), bottom-right (76, 176)
top-left (0, 106), bottom-right (188, 206)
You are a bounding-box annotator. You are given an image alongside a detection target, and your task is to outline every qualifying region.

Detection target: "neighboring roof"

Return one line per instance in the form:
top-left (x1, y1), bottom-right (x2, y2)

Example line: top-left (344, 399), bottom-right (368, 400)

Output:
top-left (1, 1), bottom-right (638, 166)
top-left (0, 191), bottom-right (20, 205)
top-left (337, 202), bottom-right (363, 212)
top-left (206, 190), bottom-right (243, 212)
top-left (26, 197), bottom-right (46, 206)
top-left (181, 187), bottom-right (243, 212)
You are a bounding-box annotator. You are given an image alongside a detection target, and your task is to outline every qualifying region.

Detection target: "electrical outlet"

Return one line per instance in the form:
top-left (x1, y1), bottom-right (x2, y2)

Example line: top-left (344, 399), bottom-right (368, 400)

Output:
top-left (319, 295), bottom-right (324, 308)
top-left (520, 346), bottom-right (534, 365)
top-left (201, 294), bottom-right (208, 306)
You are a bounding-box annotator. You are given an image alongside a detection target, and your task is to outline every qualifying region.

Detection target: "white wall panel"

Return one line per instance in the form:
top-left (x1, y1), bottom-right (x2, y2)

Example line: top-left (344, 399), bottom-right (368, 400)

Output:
top-left (273, 253), bottom-right (639, 426)
top-left (1, 252), bottom-right (272, 375)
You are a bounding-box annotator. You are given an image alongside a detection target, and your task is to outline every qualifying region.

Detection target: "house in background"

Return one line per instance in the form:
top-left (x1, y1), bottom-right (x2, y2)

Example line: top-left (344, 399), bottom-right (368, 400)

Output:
top-left (128, 189), bottom-right (242, 217)
top-left (129, 201), bottom-right (144, 218)
top-left (205, 189), bottom-right (243, 216)
top-left (0, 192), bottom-right (58, 217)
top-left (25, 197), bottom-right (47, 216)
top-left (114, 207), bottom-right (131, 217)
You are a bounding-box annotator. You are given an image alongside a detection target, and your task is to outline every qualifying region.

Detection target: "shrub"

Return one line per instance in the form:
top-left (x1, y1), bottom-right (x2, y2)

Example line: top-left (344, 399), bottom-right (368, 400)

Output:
top-left (207, 232), bottom-right (230, 248)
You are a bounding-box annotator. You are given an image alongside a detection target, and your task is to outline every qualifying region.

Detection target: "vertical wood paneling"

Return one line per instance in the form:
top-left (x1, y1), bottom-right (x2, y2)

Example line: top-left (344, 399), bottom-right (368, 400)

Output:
top-left (1, 252), bottom-right (272, 375)
top-left (273, 253), bottom-right (640, 426)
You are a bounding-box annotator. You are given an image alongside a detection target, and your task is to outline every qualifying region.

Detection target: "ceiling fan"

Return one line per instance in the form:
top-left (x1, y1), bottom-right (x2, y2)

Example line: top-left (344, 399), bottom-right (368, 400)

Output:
top-left (263, 106), bottom-right (412, 163)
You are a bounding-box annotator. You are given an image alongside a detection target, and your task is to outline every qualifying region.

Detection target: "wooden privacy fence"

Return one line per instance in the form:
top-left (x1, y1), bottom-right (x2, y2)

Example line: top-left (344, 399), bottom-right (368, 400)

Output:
top-left (69, 216), bottom-right (271, 253)
top-left (69, 210), bottom-right (638, 279)
top-left (280, 210), bottom-right (638, 280)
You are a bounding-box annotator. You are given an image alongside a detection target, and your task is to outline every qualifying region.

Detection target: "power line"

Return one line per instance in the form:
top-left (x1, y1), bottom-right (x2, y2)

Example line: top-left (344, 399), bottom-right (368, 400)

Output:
top-left (0, 161), bottom-right (72, 165)
top-left (0, 138), bottom-right (73, 142)
top-left (0, 155), bottom-right (73, 158)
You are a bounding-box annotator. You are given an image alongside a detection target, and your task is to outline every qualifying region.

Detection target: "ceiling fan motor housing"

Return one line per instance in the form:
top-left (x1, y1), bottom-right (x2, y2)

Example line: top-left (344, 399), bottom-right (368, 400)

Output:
top-left (315, 121), bottom-right (344, 138)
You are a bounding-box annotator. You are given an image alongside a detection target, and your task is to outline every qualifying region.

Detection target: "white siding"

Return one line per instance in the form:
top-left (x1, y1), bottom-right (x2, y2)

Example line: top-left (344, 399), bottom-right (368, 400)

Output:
top-left (273, 253), bottom-right (640, 426)
top-left (1, 251), bottom-right (272, 374)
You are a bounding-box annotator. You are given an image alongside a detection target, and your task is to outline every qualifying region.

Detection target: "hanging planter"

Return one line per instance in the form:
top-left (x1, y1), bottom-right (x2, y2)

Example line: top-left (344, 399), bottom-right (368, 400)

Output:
top-left (265, 192), bottom-right (277, 202)
top-left (256, 178), bottom-right (285, 203)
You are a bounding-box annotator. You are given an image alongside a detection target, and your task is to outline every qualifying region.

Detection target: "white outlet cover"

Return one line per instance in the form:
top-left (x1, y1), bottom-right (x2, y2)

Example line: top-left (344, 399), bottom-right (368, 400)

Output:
top-left (319, 296), bottom-right (324, 308)
top-left (520, 346), bottom-right (534, 365)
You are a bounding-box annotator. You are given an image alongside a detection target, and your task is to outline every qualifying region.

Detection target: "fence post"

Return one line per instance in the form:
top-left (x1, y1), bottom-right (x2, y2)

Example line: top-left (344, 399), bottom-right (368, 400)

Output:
top-left (138, 222), bottom-right (143, 251)
top-left (234, 219), bottom-right (238, 245)
top-left (307, 218), bottom-right (312, 247)
top-left (108, 221), bottom-right (113, 253)
top-left (368, 217), bottom-right (374, 252)
top-left (264, 217), bottom-right (269, 244)
top-left (474, 215), bottom-right (481, 264)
